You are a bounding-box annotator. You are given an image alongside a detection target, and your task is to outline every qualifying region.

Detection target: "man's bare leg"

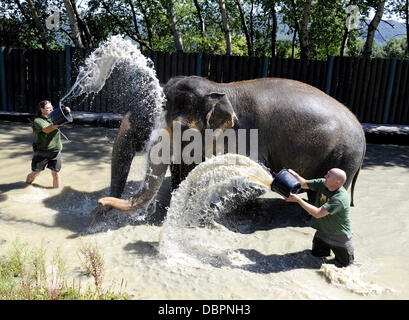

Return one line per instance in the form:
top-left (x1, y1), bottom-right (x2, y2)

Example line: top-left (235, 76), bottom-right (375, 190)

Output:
top-left (26, 171), bottom-right (40, 184)
top-left (51, 170), bottom-right (61, 189)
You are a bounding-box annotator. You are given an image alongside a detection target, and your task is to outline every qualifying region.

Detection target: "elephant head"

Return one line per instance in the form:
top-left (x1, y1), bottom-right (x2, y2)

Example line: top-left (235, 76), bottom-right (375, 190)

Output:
top-left (163, 76), bottom-right (238, 134)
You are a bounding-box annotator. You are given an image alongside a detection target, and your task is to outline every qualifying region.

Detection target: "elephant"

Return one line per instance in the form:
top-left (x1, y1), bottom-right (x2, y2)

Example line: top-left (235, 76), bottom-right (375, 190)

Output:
top-left (89, 75), bottom-right (366, 223)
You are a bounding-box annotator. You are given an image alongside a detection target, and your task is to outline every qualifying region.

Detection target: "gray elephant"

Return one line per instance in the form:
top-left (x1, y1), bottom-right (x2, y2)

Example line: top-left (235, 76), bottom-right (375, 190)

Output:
top-left (89, 76), bottom-right (366, 223)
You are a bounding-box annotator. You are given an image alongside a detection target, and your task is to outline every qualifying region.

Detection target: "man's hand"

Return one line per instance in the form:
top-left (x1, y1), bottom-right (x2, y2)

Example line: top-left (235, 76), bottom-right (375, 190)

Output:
top-left (285, 193), bottom-right (301, 203)
top-left (287, 169), bottom-right (298, 176)
top-left (287, 168), bottom-right (308, 189)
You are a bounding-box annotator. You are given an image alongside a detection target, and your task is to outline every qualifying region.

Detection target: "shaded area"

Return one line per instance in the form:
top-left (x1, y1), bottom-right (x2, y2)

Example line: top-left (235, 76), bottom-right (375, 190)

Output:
top-left (0, 178), bottom-right (172, 238)
top-left (48, 177), bottom-right (172, 237)
top-left (0, 121), bottom-right (118, 165)
top-left (362, 143), bottom-right (409, 169)
top-left (236, 249), bottom-right (325, 273)
top-left (0, 181), bottom-right (29, 203)
top-left (219, 197), bottom-right (310, 234)
top-left (123, 241), bottom-right (159, 257)
top-left (124, 240), bottom-right (326, 273)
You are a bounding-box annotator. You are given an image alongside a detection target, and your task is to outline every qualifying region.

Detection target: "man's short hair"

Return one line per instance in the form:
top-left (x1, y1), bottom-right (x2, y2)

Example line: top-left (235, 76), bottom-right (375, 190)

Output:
top-left (37, 100), bottom-right (51, 116)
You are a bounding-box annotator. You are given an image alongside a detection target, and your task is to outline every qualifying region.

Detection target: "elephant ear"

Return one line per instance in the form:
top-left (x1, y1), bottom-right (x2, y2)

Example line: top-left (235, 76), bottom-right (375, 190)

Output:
top-left (204, 92), bottom-right (238, 130)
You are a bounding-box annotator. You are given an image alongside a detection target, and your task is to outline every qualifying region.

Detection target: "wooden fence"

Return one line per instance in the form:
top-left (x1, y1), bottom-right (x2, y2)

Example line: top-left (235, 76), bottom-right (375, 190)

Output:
top-left (1, 46), bottom-right (408, 124)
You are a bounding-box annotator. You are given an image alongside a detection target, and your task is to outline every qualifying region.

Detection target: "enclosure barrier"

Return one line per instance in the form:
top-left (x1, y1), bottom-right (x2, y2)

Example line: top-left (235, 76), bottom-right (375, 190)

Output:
top-left (0, 46), bottom-right (408, 124)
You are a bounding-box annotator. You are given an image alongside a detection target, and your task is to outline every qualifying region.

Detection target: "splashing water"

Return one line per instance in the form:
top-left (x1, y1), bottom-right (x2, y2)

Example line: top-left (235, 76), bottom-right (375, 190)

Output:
top-left (159, 153), bottom-right (273, 265)
top-left (60, 35), bottom-right (166, 151)
top-left (318, 263), bottom-right (394, 296)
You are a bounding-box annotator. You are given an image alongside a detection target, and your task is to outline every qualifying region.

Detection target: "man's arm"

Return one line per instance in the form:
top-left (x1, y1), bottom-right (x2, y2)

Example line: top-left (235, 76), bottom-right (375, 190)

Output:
top-left (285, 193), bottom-right (329, 219)
top-left (288, 169), bottom-right (309, 189)
top-left (42, 124), bottom-right (59, 133)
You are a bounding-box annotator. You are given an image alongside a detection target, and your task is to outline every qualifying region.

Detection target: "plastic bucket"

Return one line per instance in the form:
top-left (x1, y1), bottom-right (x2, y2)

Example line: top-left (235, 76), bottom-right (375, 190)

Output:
top-left (49, 106), bottom-right (73, 125)
top-left (270, 169), bottom-right (301, 198)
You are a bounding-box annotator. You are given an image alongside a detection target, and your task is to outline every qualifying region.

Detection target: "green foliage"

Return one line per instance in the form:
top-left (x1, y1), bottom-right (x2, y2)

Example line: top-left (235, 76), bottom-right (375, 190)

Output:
top-left (0, 239), bottom-right (129, 300)
top-left (374, 36), bottom-right (409, 59)
top-left (0, 0), bottom-right (407, 60)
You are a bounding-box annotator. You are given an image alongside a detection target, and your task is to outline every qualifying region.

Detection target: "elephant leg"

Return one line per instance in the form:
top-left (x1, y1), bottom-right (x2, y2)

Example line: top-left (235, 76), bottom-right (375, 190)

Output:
top-left (110, 112), bottom-right (138, 198)
top-left (89, 112), bottom-right (138, 225)
top-left (97, 158), bottom-right (168, 211)
top-left (170, 162), bottom-right (197, 191)
top-left (170, 163), bottom-right (181, 191)
top-left (89, 137), bottom-right (169, 225)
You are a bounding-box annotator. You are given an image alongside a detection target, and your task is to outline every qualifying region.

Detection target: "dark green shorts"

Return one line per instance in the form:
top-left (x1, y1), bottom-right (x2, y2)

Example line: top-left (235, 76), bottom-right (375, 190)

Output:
top-left (31, 150), bottom-right (61, 172)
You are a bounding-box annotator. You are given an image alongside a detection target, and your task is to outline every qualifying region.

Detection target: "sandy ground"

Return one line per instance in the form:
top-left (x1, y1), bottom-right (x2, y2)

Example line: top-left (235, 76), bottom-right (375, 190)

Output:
top-left (1, 120), bottom-right (409, 300)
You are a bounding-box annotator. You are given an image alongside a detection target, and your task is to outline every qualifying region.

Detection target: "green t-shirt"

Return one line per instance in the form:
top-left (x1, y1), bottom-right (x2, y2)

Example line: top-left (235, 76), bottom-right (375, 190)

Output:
top-left (307, 178), bottom-right (352, 237)
top-left (33, 117), bottom-right (62, 152)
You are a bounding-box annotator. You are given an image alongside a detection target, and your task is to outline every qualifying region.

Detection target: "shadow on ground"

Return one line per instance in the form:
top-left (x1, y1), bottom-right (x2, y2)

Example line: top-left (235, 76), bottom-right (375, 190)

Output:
top-left (0, 122), bottom-right (118, 165)
top-left (0, 181), bottom-right (29, 202)
top-left (235, 248), bottom-right (325, 273)
top-left (363, 143), bottom-right (409, 169)
top-left (123, 239), bottom-right (326, 273)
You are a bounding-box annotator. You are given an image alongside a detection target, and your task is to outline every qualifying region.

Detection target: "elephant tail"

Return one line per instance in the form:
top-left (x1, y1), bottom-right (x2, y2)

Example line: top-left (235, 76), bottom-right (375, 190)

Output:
top-left (350, 168), bottom-right (360, 207)
top-left (350, 142), bottom-right (366, 207)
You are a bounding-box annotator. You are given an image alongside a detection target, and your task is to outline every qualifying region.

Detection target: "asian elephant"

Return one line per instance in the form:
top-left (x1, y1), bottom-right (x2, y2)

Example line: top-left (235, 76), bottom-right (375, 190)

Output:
top-left (89, 76), bottom-right (366, 223)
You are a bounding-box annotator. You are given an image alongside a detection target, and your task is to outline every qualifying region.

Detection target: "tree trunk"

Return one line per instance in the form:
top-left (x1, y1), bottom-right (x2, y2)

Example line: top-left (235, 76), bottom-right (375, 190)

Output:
top-left (235, 0), bottom-right (252, 56)
top-left (271, 0), bottom-right (277, 58)
top-left (70, 0), bottom-right (93, 48)
top-left (63, 0), bottom-right (83, 48)
top-left (406, 0), bottom-right (409, 55)
top-left (193, 0), bottom-right (205, 36)
top-left (340, 27), bottom-right (349, 57)
top-left (165, 0), bottom-right (184, 52)
top-left (299, 0), bottom-right (312, 60)
top-left (19, 0), bottom-right (49, 50)
top-left (292, 29), bottom-right (297, 59)
top-left (128, 0), bottom-right (145, 49)
top-left (219, 0), bottom-right (232, 55)
top-left (136, 0), bottom-right (153, 48)
top-left (340, 0), bottom-right (354, 57)
top-left (249, 0), bottom-right (255, 54)
top-left (102, 1), bottom-right (152, 50)
top-left (362, 0), bottom-right (386, 58)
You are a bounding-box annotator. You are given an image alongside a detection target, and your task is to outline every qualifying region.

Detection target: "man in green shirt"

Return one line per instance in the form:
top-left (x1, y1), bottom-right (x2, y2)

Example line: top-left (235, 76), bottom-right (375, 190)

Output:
top-left (284, 168), bottom-right (354, 267)
top-left (26, 100), bottom-right (69, 188)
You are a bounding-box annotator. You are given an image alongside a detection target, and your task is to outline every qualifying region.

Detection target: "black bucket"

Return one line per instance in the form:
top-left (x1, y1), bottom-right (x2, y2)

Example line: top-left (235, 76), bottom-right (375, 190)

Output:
top-left (49, 106), bottom-right (73, 125)
top-left (270, 169), bottom-right (301, 198)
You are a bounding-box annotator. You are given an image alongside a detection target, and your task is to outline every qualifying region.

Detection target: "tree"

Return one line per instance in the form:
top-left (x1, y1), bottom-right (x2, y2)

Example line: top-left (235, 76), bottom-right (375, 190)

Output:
top-left (193, 0), bottom-right (205, 37)
top-left (387, 0), bottom-right (409, 55)
top-left (270, 0), bottom-right (278, 58)
top-left (164, 0), bottom-right (184, 52)
top-left (218, 0), bottom-right (232, 55)
top-left (1, 0), bottom-right (393, 60)
top-left (299, 0), bottom-right (312, 60)
top-left (374, 36), bottom-right (409, 59)
top-left (362, 0), bottom-right (386, 58)
top-left (13, 0), bottom-right (49, 49)
top-left (64, 0), bottom-right (84, 47)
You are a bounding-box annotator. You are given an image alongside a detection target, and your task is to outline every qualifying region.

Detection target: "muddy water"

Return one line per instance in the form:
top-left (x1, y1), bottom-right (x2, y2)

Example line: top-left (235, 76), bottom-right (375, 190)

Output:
top-left (1, 120), bottom-right (409, 299)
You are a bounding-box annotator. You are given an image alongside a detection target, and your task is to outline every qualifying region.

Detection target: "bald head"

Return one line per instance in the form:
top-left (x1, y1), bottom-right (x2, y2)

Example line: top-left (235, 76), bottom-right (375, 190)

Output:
top-left (324, 168), bottom-right (347, 191)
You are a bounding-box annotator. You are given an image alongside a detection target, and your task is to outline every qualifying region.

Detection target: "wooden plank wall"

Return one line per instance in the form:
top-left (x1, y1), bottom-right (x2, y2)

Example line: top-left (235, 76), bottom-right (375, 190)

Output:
top-left (1, 46), bottom-right (408, 124)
